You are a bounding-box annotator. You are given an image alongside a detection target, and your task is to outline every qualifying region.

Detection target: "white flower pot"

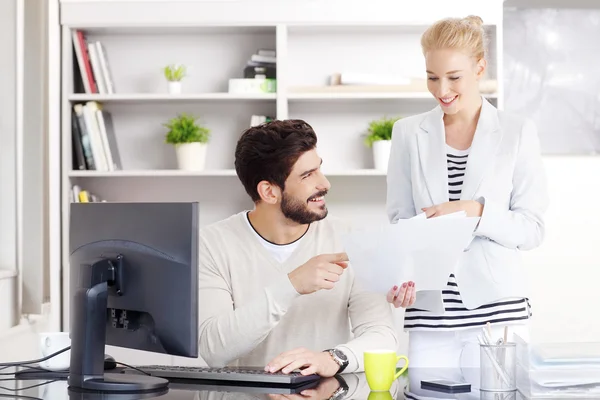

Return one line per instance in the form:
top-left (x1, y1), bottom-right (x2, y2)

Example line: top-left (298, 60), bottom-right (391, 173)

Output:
top-left (175, 142), bottom-right (207, 171)
top-left (372, 140), bottom-right (392, 172)
top-left (168, 81), bottom-right (182, 94)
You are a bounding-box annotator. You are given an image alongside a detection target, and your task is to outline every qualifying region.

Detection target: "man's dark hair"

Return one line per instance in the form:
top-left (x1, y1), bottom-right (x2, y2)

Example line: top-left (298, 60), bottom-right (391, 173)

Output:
top-left (234, 119), bottom-right (317, 202)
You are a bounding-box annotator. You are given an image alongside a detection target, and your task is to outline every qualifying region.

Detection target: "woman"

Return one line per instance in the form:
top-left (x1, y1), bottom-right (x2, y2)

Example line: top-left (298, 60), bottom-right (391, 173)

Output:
top-left (385, 15), bottom-right (549, 389)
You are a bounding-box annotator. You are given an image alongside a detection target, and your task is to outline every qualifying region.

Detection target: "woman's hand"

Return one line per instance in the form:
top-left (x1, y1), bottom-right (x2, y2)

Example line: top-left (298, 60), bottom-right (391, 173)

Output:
top-left (422, 200), bottom-right (483, 218)
top-left (386, 282), bottom-right (416, 308)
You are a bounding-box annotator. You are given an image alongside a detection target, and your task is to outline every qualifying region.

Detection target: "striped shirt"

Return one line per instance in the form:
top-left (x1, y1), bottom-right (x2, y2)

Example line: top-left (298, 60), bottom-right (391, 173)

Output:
top-left (403, 144), bottom-right (531, 331)
top-left (447, 145), bottom-right (469, 201)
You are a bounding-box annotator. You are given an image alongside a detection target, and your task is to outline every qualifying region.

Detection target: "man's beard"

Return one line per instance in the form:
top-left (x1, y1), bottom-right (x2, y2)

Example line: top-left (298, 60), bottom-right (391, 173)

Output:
top-left (280, 190), bottom-right (328, 225)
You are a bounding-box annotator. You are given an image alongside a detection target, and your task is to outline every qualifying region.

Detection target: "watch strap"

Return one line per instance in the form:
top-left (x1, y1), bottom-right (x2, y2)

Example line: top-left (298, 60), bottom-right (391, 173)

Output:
top-left (329, 375), bottom-right (349, 400)
top-left (325, 348), bottom-right (349, 373)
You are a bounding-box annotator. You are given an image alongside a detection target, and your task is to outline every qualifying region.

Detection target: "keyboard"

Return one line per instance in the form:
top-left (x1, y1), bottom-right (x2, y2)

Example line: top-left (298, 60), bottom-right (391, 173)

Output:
top-left (123, 365), bottom-right (320, 386)
top-left (167, 379), bottom-right (322, 395)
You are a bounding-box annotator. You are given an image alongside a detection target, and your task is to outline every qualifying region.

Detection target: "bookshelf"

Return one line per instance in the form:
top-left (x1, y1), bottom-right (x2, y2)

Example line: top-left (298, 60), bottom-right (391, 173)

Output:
top-left (67, 93), bottom-right (277, 102)
top-left (58, 1), bottom-right (504, 365)
top-left (68, 169), bottom-right (387, 178)
top-left (287, 92), bottom-right (499, 101)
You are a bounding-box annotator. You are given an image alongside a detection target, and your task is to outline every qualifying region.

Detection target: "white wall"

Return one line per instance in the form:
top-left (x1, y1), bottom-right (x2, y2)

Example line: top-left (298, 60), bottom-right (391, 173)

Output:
top-left (0, 0), bottom-right (18, 334)
top-left (22, 0), bottom-right (49, 315)
top-left (523, 157), bottom-right (600, 343)
top-left (0, 3), bottom-right (17, 272)
top-left (0, 272), bottom-right (17, 332)
top-left (505, 0), bottom-right (600, 7)
top-left (0, 0), bottom-right (51, 335)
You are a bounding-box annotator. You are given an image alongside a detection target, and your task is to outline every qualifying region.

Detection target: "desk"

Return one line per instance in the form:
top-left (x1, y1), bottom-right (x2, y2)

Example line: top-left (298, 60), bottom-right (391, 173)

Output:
top-left (0, 370), bottom-right (531, 400)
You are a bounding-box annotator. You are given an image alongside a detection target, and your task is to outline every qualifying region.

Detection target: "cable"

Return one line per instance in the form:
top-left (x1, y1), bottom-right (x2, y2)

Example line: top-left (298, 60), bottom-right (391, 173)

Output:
top-left (0, 379), bottom-right (57, 392)
top-left (0, 380), bottom-right (57, 391)
top-left (0, 366), bottom-right (48, 376)
top-left (1, 364), bottom-right (62, 378)
top-left (115, 362), bottom-right (150, 376)
top-left (0, 347), bottom-right (71, 368)
top-left (0, 394), bottom-right (42, 400)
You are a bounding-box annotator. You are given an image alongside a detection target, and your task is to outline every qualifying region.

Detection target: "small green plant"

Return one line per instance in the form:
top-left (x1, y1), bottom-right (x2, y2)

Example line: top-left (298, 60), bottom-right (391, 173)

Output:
top-left (364, 116), bottom-right (401, 147)
top-left (163, 64), bottom-right (187, 81)
top-left (163, 113), bottom-right (210, 144)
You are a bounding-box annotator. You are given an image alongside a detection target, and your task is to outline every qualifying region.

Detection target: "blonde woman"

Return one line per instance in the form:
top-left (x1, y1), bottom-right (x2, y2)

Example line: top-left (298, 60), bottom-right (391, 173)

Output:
top-left (385, 15), bottom-right (549, 389)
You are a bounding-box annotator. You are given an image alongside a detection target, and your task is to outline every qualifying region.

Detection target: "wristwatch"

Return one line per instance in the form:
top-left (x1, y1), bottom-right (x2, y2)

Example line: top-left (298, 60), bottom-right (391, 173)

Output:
top-left (329, 375), bottom-right (349, 400)
top-left (325, 348), bottom-right (349, 374)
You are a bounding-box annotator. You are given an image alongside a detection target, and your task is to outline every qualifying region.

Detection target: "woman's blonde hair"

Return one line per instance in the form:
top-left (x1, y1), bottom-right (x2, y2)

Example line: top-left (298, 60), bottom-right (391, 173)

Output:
top-left (421, 15), bottom-right (486, 60)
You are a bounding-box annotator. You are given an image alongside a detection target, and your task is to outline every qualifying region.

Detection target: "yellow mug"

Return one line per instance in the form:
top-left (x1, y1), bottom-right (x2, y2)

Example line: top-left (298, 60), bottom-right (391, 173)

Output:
top-left (367, 391), bottom-right (393, 400)
top-left (364, 350), bottom-right (409, 392)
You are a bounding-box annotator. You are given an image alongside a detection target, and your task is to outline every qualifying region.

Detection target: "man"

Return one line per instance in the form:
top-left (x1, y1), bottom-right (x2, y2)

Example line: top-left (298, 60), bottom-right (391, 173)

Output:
top-left (198, 119), bottom-right (398, 377)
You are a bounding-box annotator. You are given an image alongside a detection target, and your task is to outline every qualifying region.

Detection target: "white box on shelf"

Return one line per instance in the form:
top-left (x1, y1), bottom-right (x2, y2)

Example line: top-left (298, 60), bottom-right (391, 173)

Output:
top-left (228, 78), bottom-right (276, 94)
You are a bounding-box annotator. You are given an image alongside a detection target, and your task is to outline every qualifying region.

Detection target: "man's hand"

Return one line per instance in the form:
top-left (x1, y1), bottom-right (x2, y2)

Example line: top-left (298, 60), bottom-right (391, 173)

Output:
top-left (265, 347), bottom-right (341, 377)
top-left (268, 377), bottom-right (340, 400)
top-left (422, 200), bottom-right (483, 218)
top-left (288, 253), bottom-right (348, 295)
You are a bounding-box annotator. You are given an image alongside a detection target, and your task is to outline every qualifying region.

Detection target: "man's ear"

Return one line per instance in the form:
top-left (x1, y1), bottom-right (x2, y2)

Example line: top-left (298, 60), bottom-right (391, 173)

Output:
top-left (475, 58), bottom-right (487, 80)
top-left (256, 180), bottom-right (281, 205)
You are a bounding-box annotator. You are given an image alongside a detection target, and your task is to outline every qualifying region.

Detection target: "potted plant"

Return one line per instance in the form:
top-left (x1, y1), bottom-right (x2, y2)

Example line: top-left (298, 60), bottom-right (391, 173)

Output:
top-left (163, 64), bottom-right (187, 94)
top-left (164, 113), bottom-right (210, 171)
top-left (364, 116), bottom-right (401, 172)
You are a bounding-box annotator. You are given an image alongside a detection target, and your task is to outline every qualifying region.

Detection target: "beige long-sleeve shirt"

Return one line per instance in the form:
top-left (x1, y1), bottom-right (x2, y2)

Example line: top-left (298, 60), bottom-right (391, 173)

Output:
top-left (197, 211), bottom-right (398, 373)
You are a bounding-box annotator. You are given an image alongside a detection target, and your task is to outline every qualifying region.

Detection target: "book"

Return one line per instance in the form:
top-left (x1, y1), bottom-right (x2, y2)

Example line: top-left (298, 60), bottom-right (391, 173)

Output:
top-left (71, 113), bottom-right (87, 170)
top-left (82, 101), bottom-right (108, 171)
top-left (96, 110), bottom-right (122, 171)
top-left (72, 29), bottom-right (98, 94)
top-left (257, 49), bottom-right (276, 57)
top-left (95, 41), bottom-right (115, 94)
top-left (244, 63), bottom-right (276, 79)
top-left (251, 54), bottom-right (276, 64)
top-left (73, 104), bottom-right (96, 170)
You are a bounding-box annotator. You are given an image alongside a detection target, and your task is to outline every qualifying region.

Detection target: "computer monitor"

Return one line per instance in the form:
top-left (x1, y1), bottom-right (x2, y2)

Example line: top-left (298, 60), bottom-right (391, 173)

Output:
top-left (68, 202), bottom-right (199, 393)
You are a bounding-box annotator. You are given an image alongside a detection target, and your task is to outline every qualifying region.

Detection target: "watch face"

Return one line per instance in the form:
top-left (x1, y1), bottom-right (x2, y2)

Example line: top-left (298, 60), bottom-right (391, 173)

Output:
top-left (333, 349), bottom-right (348, 362)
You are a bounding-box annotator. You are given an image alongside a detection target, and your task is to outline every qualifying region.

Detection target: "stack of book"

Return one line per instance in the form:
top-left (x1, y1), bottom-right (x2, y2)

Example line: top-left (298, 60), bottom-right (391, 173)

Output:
top-left (228, 49), bottom-right (277, 94)
top-left (72, 29), bottom-right (115, 94)
top-left (72, 101), bottom-right (122, 172)
top-left (244, 49), bottom-right (276, 79)
top-left (71, 184), bottom-right (104, 203)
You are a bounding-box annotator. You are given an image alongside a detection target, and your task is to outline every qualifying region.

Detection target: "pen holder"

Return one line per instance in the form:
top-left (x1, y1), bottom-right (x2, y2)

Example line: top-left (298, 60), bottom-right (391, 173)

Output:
top-left (480, 391), bottom-right (517, 400)
top-left (480, 342), bottom-right (517, 392)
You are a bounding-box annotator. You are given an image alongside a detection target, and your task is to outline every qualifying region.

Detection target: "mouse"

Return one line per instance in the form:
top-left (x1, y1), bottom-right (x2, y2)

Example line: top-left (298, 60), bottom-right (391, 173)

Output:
top-left (104, 354), bottom-right (117, 370)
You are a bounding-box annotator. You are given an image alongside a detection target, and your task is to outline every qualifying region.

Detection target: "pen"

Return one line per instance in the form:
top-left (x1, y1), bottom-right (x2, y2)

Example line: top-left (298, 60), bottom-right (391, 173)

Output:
top-left (499, 325), bottom-right (508, 385)
top-left (479, 327), bottom-right (511, 388)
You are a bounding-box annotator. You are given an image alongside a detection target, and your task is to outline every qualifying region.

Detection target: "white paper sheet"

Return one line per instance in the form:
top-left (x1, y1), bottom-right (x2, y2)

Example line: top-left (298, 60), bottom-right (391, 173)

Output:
top-left (341, 214), bottom-right (479, 296)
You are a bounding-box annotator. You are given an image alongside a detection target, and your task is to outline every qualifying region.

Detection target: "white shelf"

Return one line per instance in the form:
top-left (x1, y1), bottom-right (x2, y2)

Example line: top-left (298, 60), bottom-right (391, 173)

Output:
top-left (67, 93), bottom-right (276, 102)
top-left (68, 169), bottom-right (386, 177)
top-left (324, 169), bottom-right (386, 176)
top-left (288, 92), bottom-right (498, 101)
top-left (67, 92), bottom-right (498, 103)
top-left (69, 169), bottom-right (237, 177)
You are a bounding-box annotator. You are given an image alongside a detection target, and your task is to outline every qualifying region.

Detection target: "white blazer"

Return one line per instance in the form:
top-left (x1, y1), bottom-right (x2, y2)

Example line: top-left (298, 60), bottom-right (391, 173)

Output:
top-left (386, 97), bottom-right (549, 310)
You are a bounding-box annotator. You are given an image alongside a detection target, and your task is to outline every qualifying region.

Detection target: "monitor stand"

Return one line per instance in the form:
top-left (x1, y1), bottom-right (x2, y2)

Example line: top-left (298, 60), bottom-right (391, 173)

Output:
top-left (68, 256), bottom-right (168, 393)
